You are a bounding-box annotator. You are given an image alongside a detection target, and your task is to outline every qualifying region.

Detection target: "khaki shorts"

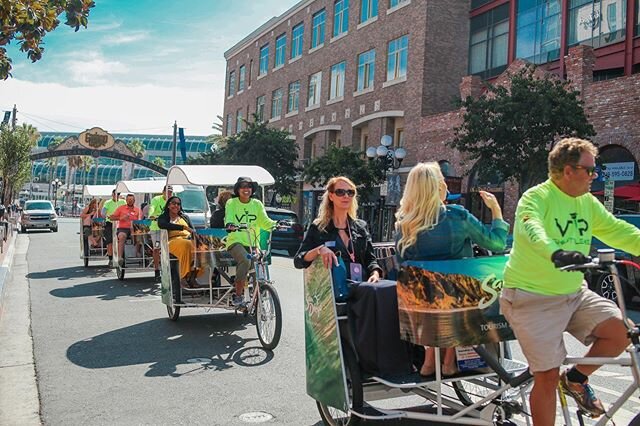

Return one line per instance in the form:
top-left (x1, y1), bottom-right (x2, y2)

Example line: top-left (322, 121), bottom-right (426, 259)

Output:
top-left (499, 286), bottom-right (622, 373)
top-left (150, 230), bottom-right (161, 248)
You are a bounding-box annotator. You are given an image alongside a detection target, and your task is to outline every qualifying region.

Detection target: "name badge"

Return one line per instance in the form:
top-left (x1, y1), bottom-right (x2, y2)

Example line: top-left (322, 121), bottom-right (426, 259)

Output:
top-left (350, 262), bottom-right (363, 282)
top-left (324, 241), bottom-right (336, 248)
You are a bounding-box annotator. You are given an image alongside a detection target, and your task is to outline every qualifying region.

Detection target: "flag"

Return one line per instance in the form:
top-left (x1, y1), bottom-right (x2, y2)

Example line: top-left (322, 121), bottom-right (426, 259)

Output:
top-left (178, 128), bottom-right (187, 163)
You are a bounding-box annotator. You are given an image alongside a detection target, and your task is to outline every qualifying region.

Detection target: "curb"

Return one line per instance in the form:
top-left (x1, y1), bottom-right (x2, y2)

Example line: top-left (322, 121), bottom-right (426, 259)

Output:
top-left (0, 229), bottom-right (18, 309)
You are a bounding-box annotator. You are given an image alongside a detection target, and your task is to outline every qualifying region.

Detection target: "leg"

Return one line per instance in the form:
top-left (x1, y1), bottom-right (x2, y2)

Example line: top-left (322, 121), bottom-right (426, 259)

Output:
top-left (228, 244), bottom-right (251, 305)
top-left (420, 347), bottom-right (436, 376)
top-left (575, 317), bottom-right (628, 376)
top-left (531, 368), bottom-right (560, 426)
top-left (117, 232), bottom-right (126, 258)
top-left (443, 347), bottom-right (457, 375)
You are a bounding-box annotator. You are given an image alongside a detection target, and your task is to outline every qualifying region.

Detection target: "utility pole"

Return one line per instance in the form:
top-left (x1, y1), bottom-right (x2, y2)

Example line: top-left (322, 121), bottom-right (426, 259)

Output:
top-left (172, 121), bottom-right (177, 166)
top-left (11, 104), bottom-right (17, 129)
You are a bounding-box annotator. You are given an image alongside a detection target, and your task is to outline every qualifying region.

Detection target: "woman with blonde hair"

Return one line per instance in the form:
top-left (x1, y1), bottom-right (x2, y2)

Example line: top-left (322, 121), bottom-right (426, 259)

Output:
top-left (395, 162), bottom-right (509, 376)
top-left (80, 198), bottom-right (101, 250)
top-left (294, 176), bottom-right (381, 283)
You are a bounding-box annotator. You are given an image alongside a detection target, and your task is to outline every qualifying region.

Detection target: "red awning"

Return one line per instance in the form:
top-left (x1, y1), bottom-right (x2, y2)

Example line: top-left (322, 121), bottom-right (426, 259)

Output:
top-left (592, 182), bottom-right (640, 199)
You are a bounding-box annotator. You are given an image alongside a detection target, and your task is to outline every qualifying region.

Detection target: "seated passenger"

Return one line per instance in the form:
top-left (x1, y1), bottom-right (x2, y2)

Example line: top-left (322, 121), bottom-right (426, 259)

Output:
top-left (294, 176), bottom-right (381, 284)
top-left (210, 190), bottom-right (233, 229)
top-left (109, 194), bottom-right (142, 266)
top-left (81, 198), bottom-right (101, 249)
top-left (157, 196), bottom-right (198, 288)
top-left (395, 162), bottom-right (509, 376)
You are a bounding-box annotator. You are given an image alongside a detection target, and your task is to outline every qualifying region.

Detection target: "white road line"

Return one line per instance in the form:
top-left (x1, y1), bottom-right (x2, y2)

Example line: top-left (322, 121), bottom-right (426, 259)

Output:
top-left (591, 370), bottom-right (625, 377)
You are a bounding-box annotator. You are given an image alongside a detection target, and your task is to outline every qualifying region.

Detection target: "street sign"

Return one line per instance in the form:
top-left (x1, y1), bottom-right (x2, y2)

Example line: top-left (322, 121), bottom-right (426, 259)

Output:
top-left (380, 180), bottom-right (388, 197)
top-left (604, 179), bottom-right (614, 212)
top-left (602, 162), bottom-right (635, 181)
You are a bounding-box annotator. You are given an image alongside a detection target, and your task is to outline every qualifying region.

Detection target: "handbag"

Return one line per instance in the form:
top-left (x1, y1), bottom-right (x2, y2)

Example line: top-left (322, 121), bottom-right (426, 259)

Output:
top-left (331, 255), bottom-right (351, 302)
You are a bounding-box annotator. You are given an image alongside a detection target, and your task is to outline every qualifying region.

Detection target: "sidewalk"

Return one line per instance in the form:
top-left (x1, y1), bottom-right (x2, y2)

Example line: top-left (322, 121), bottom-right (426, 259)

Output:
top-left (0, 233), bottom-right (41, 425)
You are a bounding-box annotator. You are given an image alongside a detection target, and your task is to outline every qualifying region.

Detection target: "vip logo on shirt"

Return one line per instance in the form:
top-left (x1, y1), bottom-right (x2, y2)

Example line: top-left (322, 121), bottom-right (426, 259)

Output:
top-left (235, 208), bottom-right (257, 223)
top-left (555, 212), bottom-right (589, 237)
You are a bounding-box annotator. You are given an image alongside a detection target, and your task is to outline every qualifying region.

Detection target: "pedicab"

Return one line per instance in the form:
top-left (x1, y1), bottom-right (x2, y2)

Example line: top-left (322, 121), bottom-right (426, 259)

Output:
top-left (112, 179), bottom-right (167, 281)
top-left (80, 185), bottom-right (114, 267)
top-left (304, 254), bottom-right (532, 426)
top-left (159, 165), bottom-right (283, 350)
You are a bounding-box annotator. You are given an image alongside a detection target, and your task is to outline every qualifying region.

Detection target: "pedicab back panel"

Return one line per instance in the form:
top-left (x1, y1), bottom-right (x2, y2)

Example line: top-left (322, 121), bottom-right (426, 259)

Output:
top-left (397, 255), bottom-right (515, 347)
top-left (304, 258), bottom-right (348, 413)
top-left (160, 230), bottom-right (172, 306)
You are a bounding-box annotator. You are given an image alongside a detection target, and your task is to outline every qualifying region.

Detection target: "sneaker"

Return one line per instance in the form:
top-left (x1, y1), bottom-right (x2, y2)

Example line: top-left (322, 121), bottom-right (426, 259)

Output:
top-left (231, 294), bottom-right (246, 308)
top-left (559, 371), bottom-right (605, 418)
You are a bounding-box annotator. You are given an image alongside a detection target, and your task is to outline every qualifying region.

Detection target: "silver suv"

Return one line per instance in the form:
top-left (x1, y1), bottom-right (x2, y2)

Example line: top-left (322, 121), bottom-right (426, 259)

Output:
top-left (20, 200), bottom-right (58, 233)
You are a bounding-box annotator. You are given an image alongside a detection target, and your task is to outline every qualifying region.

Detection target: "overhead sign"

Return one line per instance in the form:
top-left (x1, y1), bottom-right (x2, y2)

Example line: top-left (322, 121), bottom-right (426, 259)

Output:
top-left (79, 127), bottom-right (115, 150)
top-left (603, 162), bottom-right (635, 181)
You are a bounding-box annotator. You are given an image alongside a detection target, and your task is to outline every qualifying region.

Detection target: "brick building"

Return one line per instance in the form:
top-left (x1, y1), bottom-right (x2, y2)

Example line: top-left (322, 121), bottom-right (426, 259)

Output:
top-left (224, 0), bottom-right (640, 238)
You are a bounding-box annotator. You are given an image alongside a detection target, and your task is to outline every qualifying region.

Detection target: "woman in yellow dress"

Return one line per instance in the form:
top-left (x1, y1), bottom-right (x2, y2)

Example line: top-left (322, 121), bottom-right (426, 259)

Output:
top-left (157, 196), bottom-right (197, 287)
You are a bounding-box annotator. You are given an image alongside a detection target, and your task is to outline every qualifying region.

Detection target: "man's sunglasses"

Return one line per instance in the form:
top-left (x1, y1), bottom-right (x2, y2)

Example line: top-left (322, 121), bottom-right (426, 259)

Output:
top-left (332, 189), bottom-right (356, 197)
top-left (572, 165), bottom-right (597, 176)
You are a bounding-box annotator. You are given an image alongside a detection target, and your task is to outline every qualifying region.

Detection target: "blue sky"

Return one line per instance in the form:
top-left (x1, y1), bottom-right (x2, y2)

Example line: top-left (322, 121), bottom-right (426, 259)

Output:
top-left (1, 0), bottom-right (293, 135)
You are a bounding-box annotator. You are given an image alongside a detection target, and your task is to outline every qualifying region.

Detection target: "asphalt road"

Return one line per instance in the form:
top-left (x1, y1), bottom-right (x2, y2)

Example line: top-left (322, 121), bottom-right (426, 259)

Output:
top-left (22, 219), bottom-right (640, 425)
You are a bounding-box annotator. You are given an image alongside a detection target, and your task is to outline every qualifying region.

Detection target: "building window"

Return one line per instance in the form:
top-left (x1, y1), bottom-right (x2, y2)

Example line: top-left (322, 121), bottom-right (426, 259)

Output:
top-left (256, 95), bottom-right (266, 122)
top-left (236, 109), bottom-right (243, 133)
top-left (291, 22), bottom-right (304, 59)
top-left (389, 0), bottom-right (408, 8)
top-left (516, 0), bottom-right (561, 65)
top-left (360, 0), bottom-right (378, 23)
top-left (333, 0), bottom-right (349, 37)
top-left (396, 128), bottom-right (405, 147)
top-left (271, 88), bottom-right (283, 119)
top-left (357, 49), bottom-right (375, 91)
top-left (228, 70), bottom-right (236, 96)
top-left (637, 0), bottom-right (640, 36)
top-left (471, 0), bottom-right (492, 9)
top-left (238, 65), bottom-right (245, 92)
top-left (287, 81), bottom-right (300, 113)
top-left (387, 35), bottom-right (408, 81)
top-left (329, 61), bottom-right (346, 100)
top-left (312, 9), bottom-right (326, 48)
top-left (568, 0), bottom-right (627, 48)
top-left (469, 3), bottom-right (509, 79)
top-left (226, 113), bottom-right (233, 136)
top-left (307, 71), bottom-right (322, 107)
top-left (259, 44), bottom-right (269, 76)
top-left (275, 33), bottom-right (287, 68)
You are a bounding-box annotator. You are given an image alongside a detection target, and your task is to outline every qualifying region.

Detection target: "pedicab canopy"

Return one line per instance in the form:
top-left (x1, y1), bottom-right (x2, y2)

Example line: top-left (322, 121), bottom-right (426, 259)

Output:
top-left (83, 185), bottom-right (115, 198)
top-left (115, 179), bottom-right (167, 195)
top-left (165, 165), bottom-right (275, 187)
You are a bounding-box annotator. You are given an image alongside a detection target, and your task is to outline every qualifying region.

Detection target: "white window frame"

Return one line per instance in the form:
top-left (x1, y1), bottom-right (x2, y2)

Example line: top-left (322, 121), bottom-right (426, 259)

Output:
top-left (311, 9), bottom-right (326, 49)
top-left (360, 0), bottom-right (378, 23)
top-left (271, 88), bottom-right (283, 119)
top-left (256, 95), bottom-right (266, 122)
top-left (259, 44), bottom-right (269, 76)
top-left (275, 33), bottom-right (287, 68)
top-left (287, 81), bottom-right (300, 113)
top-left (357, 49), bottom-right (375, 91)
top-left (333, 0), bottom-right (349, 38)
top-left (329, 61), bottom-right (346, 100)
top-left (291, 22), bottom-right (304, 59)
top-left (307, 71), bottom-right (322, 108)
top-left (238, 65), bottom-right (245, 92)
top-left (387, 35), bottom-right (408, 81)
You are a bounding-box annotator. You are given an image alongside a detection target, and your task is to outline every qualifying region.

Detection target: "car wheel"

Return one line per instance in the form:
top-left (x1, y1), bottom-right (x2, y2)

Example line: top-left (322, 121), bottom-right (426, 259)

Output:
top-left (591, 268), bottom-right (633, 306)
top-left (52, 227), bottom-right (58, 233)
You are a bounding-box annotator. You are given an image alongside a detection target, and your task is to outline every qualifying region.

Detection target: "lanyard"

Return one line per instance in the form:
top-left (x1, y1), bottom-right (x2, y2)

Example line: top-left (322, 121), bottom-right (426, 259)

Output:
top-left (339, 221), bottom-right (355, 263)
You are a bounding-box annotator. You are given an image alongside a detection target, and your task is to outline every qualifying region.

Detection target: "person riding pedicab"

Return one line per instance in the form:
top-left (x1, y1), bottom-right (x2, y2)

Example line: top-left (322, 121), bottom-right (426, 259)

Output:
top-left (109, 194), bottom-right (142, 267)
top-left (148, 185), bottom-right (173, 282)
top-left (224, 177), bottom-right (277, 308)
top-left (80, 198), bottom-right (102, 254)
top-left (157, 195), bottom-right (199, 289)
top-left (101, 189), bottom-right (126, 267)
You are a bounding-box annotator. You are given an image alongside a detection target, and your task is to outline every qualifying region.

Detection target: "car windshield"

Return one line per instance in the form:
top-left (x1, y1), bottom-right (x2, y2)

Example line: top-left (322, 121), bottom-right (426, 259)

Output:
top-left (25, 202), bottom-right (53, 211)
top-left (174, 186), bottom-right (207, 213)
top-left (267, 211), bottom-right (298, 222)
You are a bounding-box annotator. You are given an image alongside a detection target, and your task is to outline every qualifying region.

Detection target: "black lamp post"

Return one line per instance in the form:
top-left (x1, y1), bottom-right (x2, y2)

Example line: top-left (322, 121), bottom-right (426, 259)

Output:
top-left (52, 178), bottom-right (62, 209)
top-left (366, 135), bottom-right (407, 241)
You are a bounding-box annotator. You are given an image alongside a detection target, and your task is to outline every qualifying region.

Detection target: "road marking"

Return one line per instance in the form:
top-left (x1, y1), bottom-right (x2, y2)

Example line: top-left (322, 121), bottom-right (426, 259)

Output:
top-left (128, 296), bottom-right (161, 302)
top-left (591, 370), bottom-right (624, 377)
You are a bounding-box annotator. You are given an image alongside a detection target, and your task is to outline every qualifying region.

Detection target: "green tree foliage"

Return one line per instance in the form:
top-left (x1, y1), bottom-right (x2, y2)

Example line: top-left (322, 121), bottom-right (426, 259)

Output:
top-left (0, 124), bottom-right (39, 204)
top-left (302, 145), bottom-right (385, 199)
top-left (127, 138), bottom-right (145, 158)
top-left (0, 0), bottom-right (95, 79)
top-left (189, 116), bottom-right (299, 197)
top-left (449, 65), bottom-right (596, 194)
top-left (152, 156), bottom-right (166, 168)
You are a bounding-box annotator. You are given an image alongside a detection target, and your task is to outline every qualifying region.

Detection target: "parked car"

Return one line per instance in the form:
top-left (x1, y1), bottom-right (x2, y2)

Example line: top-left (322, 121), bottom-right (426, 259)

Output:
top-left (587, 214), bottom-right (640, 307)
top-left (265, 207), bottom-right (304, 256)
top-left (20, 200), bottom-right (58, 233)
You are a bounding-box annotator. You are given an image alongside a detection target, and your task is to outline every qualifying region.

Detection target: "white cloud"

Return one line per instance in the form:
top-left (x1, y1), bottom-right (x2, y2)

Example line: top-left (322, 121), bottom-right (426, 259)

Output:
top-left (2, 79), bottom-right (221, 136)
top-left (66, 56), bottom-right (128, 85)
top-left (103, 31), bottom-right (149, 46)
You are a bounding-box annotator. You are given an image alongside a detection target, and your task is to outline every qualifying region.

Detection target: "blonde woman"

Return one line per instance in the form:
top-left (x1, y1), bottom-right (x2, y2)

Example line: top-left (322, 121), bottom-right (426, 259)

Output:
top-left (395, 162), bottom-right (509, 376)
top-left (294, 176), bottom-right (381, 284)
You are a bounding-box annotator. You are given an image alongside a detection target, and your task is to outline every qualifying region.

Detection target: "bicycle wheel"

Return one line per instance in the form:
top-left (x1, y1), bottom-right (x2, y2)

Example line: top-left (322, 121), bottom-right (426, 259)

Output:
top-left (254, 282), bottom-right (282, 350)
top-left (167, 305), bottom-right (180, 321)
top-left (630, 412), bottom-right (640, 426)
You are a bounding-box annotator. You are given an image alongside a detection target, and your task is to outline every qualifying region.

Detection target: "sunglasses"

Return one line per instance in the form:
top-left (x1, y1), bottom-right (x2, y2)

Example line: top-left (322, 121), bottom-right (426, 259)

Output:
top-left (572, 165), bottom-right (597, 177)
top-left (238, 182), bottom-right (253, 189)
top-left (332, 189), bottom-right (356, 197)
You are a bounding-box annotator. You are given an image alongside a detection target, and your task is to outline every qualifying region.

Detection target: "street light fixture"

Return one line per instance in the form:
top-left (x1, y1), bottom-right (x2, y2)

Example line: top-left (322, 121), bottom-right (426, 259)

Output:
top-left (366, 135), bottom-right (408, 241)
top-left (52, 178), bottom-right (62, 209)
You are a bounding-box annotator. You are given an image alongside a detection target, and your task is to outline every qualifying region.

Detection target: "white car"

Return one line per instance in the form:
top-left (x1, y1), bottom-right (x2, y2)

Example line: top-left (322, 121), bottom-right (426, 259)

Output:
top-left (20, 200), bottom-right (58, 233)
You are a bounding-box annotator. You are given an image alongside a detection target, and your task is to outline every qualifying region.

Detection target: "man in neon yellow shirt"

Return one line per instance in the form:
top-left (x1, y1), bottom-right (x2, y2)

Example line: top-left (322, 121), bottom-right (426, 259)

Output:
top-left (225, 177), bottom-right (276, 307)
top-left (501, 138), bottom-right (640, 423)
top-left (148, 185), bottom-right (173, 282)
top-left (101, 190), bottom-right (126, 267)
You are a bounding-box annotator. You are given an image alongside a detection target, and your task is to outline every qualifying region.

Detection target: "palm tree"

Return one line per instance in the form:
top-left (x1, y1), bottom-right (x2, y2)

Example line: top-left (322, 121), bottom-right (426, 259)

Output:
top-left (152, 156), bottom-right (166, 168)
top-left (207, 115), bottom-right (228, 149)
top-left (81, 156), bottom-right (94, 187)
top-left (127, 138), bottom-right (146, 179)
top-left (46, 136), bottom-right (63, 199)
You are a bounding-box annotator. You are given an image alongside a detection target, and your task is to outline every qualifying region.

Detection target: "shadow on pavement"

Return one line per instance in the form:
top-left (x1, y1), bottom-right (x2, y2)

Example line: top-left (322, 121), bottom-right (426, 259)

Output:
top-left (49, 278), bottom-right (159, 301)
top-left (27, 265), bottom-right (113, 281)
top-left (66, 314), bottom-right (273, 377)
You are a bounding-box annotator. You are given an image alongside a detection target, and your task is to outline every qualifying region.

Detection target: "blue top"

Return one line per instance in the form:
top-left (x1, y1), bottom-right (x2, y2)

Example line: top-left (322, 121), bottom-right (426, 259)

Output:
top-left (396, 204), bottom-right (509, 261)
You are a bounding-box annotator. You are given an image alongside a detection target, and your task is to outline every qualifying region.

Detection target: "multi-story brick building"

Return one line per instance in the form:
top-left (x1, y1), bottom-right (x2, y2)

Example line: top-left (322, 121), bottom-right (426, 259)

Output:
top-left (224, 0), bottom-right (640, 237)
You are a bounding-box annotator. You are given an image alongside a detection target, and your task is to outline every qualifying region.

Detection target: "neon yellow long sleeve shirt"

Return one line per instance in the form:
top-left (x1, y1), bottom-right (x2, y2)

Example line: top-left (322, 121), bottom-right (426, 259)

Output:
top-left (224, 197), bottom-right (276, 248)
top-left (505, 179), bottom-right (640, 295)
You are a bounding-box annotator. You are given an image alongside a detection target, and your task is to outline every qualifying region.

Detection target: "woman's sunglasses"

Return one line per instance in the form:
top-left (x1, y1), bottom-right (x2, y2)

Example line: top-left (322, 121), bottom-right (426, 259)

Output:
top-left (238, 182), bottom-right (253, 189)
top-left (169, 201), bottom-right (181, 206)
top-left (332, 189), bottom-right (356, 197)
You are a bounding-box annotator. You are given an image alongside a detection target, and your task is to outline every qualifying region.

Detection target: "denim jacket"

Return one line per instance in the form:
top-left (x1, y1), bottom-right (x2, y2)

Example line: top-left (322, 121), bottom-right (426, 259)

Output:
top-left (396, 204), bottom-right (509, 261)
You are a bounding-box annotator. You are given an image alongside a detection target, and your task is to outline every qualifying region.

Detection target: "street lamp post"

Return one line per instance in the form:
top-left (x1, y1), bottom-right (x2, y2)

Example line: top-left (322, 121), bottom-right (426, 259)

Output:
top-left (52, 178), bottom-right (62, 210)
top-left (366, 135), bottom-right (407, 241)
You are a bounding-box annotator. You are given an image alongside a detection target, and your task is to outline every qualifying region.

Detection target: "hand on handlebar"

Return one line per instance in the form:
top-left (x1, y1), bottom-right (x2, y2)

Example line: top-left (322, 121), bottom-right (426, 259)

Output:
top-left (552, 250), bottom-right (591, 268)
